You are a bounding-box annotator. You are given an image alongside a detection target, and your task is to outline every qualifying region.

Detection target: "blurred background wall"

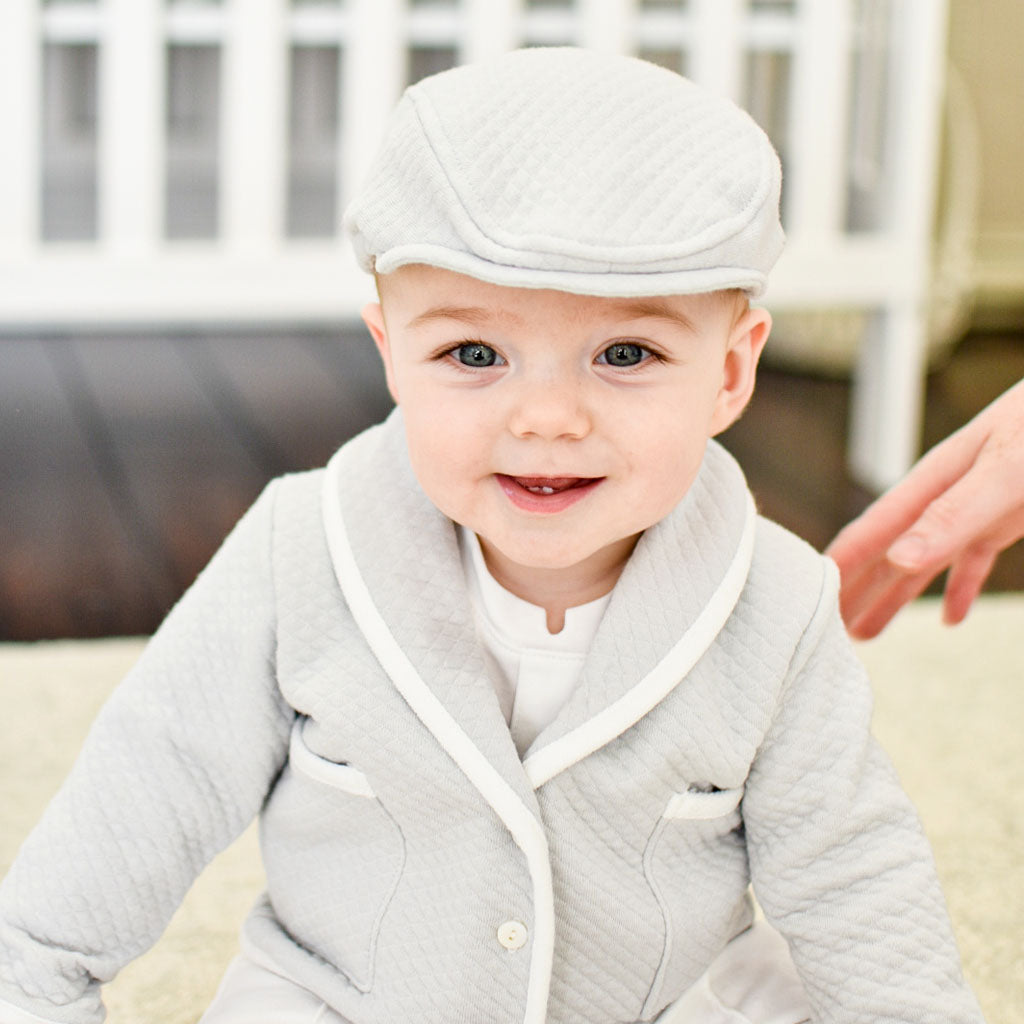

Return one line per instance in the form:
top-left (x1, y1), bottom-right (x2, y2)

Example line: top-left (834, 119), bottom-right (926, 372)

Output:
top-left (948, 0), bottom-right (1024, 325)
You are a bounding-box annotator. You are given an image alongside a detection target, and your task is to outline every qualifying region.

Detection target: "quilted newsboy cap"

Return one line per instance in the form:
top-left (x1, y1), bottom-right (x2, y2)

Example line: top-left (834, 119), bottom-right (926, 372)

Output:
top-left (344, 46), bottom-right (784, 298)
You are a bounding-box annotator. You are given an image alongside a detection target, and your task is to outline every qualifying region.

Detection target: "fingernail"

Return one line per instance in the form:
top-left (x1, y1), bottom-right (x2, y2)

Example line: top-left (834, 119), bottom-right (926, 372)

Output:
top-left (887, 535), bottom-right (926, 569)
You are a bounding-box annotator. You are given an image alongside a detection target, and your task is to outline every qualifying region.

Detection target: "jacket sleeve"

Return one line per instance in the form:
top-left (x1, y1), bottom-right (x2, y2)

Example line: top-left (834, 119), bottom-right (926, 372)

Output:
top-left (742, 559), bottom-right (985, 1024)
top-left (0, 482), bottom-right (295, 1024)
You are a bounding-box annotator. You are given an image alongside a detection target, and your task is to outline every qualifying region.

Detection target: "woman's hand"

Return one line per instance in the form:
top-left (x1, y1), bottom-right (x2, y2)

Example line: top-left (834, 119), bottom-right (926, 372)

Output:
top-left (827, 379), bottom-right (1024, 639)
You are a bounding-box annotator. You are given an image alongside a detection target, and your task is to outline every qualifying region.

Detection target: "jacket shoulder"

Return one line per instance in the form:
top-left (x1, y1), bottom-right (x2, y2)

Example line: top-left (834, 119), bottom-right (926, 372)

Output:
top-left (741, 514), bottom-right (838, 647)
top-left (270, 465), bottom-right (327, 521)
top-left (264, 466), bottom-right (333, 578)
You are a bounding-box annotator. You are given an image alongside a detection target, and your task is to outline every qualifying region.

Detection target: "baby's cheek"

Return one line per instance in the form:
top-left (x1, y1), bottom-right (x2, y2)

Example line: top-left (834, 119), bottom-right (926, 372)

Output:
top-left (648, 445), bottom-right (706, 512)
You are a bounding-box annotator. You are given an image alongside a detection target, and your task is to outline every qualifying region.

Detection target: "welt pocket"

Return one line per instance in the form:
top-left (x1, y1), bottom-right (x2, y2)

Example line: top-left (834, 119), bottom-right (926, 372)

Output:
top-left (662, 785), bottom-right (743, 821)
top-left (288, 720), bottom-right (376, 797)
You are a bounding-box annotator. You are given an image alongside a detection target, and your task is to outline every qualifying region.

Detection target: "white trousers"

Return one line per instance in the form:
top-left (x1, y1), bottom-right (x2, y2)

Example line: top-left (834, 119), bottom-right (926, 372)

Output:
top-left (200, 922), bottom-right (810, 1024)
top-left (655, 922), bottom-right (810, 1024)
top-left (199, 951), bottom-right (351, 1024)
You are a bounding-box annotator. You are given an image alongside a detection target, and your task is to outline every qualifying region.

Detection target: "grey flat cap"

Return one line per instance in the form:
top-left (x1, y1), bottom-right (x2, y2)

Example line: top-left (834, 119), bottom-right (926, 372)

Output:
top-left (344, 47), bottom-right (783, 297)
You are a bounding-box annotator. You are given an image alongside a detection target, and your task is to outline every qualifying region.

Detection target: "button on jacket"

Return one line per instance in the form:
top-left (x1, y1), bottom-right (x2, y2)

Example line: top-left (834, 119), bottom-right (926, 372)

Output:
top-left (0, 412), bottom-right (984, 1024)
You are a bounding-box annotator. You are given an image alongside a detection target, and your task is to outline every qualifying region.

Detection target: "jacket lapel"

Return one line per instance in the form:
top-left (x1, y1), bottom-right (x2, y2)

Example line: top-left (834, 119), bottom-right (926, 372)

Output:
top-left (320, 411), bottom-right (539, 813)
top-left (522, 440), bottom-right (756, 788)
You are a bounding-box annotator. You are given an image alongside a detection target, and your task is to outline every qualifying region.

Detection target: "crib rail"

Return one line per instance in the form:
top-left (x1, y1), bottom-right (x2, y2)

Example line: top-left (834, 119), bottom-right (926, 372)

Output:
top-left (0, 0), bottom-right (950, 488)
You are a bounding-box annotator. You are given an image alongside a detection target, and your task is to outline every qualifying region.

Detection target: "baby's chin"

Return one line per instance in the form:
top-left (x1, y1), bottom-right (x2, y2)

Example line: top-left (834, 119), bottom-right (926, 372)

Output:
top-left (476, 529), bottom-right (642, 588)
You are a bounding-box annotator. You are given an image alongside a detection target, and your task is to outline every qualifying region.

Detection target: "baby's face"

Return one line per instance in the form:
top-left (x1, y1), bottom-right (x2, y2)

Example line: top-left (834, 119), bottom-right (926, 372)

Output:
top-left (364, 265), bottom-right (768, 600)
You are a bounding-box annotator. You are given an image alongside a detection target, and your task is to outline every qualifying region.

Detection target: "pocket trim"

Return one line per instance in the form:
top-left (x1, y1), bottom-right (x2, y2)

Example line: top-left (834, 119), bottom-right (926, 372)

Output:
top-left (289, 720), bottom-right (376, 798)
top-left (663, 786), bottom-right (743, 821)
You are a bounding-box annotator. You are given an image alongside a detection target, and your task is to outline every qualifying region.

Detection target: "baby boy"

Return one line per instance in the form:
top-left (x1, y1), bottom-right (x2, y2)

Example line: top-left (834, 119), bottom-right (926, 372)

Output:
top-left (0, 47), bottom-right (983, 1024)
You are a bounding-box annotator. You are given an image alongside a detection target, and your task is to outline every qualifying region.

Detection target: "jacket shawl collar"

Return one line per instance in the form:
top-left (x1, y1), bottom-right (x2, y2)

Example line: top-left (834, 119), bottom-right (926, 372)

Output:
top-left (320, 410), bottom-right (756, 794)
top-left (322, 409), bottom-right (539, 805)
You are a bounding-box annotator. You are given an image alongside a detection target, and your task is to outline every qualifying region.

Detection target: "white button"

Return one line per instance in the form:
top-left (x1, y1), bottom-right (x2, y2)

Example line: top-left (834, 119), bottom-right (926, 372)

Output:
top-left (497, 920), bottom-right (528, 950)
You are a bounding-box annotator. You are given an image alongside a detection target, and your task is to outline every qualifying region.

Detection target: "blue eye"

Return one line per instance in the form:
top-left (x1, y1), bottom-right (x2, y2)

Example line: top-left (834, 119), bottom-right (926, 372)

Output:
top-left (599, 342), bottom-right (647, 367)
top-left (453, 343), bottom-right (501, 368)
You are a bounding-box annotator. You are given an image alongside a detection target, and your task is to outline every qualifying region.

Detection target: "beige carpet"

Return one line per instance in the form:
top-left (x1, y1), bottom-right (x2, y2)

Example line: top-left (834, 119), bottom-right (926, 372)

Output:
top-left (1, 594), bottom-right (1020, 1023)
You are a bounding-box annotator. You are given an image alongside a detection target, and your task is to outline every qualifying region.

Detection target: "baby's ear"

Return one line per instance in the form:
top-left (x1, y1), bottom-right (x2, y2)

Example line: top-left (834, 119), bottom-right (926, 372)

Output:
top-left (361, 302), bottom-right (400, 404)
top-left (709, 306), bottom-right (771, 436)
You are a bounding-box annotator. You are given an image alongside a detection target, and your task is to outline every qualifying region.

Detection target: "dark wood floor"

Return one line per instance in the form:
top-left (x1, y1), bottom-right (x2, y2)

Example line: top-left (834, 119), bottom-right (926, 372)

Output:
top-left (2, 326), bottom-right (1023, 641)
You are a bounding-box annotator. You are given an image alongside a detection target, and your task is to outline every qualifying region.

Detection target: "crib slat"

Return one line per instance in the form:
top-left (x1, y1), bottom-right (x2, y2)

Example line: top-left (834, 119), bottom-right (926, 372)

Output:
top-left (784, 0), bottom-right (853, 242)
top-left (99, 0), bottom-right (164, 254)
top-left (688, 0), bottom-right (744, 100)
top-left (578, 0), bottom-right (633, 54)
top-left (0, 0), bottom-right (40, 256)
top-left (339, 0), bottom-right (407, 222)
top-left (462, 0), bottom-right (521, 63)
top-left (222, 0), bottom-right (289, 254)
top-left (849, 0), bottom-right (951, 490)
top-left (887, 0), bottom-right (949, 254)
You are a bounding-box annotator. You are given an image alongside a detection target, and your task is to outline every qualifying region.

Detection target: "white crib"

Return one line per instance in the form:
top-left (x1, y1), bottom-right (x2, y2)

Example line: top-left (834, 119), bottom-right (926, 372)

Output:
top-left (0, 0), bottom-right (950, 490)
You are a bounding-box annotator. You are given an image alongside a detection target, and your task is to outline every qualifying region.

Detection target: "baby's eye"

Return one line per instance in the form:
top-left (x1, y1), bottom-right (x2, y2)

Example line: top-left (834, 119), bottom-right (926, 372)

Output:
top-left (598, 342), bottom-right (648, 368)
top-left (452, 343), bottom-right (503, 368)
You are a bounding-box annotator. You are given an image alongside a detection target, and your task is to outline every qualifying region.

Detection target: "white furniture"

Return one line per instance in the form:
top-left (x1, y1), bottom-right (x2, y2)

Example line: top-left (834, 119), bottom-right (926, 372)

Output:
top-left (0, 0), bottom-right (950, 489)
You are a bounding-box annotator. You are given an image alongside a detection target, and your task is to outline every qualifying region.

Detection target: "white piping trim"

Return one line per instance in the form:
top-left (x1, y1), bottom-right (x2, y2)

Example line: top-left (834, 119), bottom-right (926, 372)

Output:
top-left (663, 786), bottom-right (743, 821)
top-left (289, 720), bottom-right (377, 798)
top-left (523, 492), bottom-right (758, 790)
top-left (320, 452), bottom-right (554, 1024)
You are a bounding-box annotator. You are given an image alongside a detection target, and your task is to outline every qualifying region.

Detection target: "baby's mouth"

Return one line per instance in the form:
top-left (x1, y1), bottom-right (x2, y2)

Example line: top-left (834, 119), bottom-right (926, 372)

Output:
top-left (495, 474), bottom-right (603, 513)
top-left (510, 476), bottom-right (594, 495)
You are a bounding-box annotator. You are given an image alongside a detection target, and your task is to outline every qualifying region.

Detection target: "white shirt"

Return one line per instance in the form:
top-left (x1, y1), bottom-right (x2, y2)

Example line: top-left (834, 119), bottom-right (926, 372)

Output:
top-left (458, 527), bottom-right (611, 756)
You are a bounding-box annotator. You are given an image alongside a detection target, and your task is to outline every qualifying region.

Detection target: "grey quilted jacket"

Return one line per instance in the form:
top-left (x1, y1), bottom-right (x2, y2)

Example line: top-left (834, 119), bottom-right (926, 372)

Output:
top-left (0, 413), bottom-right (983, 1024)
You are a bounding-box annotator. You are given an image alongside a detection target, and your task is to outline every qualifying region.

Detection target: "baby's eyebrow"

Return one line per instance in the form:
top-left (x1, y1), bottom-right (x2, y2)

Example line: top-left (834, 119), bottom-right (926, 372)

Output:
top-left (610, 299), bottom-right (697, 333)
top-left (407, 305), bottom-right (524, 330)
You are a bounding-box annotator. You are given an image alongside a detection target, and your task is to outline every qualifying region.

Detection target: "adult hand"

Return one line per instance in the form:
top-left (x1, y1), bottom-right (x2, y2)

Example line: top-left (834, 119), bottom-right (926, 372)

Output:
top-left (826, 378), bottom-right (1024, 639)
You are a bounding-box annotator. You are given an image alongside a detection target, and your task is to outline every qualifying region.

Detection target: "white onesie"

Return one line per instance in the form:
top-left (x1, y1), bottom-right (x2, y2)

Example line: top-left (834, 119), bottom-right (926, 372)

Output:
top-left (457, 526), bottom-right (611, 756)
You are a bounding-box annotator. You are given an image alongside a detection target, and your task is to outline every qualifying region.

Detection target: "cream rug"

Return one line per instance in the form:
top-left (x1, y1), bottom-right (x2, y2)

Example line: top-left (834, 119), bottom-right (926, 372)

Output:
top-left (1, 594), bottom-right (1020, 1023)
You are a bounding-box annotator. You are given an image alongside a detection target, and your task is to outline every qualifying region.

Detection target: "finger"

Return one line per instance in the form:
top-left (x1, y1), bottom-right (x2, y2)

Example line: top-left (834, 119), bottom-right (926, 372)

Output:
top-left (826, 424), bottom-right (984, 570)
top-left (942, 546), bottom-right (999, 625)
top-left (835, 543), bottom-right (937, 636)
top-left (845, 567), bottom-right (939, 640)
top-left (885, 462), bottom-right (1015, 575)
top-left (833, 552), bottom-right (897, 626)
top-left (827, 498), bottom-right (926, 574)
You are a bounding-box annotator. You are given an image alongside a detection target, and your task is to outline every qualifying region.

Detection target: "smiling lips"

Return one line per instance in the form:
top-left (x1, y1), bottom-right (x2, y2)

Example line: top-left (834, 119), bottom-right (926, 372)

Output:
top-left (496, 474), bottom-right (602, 513)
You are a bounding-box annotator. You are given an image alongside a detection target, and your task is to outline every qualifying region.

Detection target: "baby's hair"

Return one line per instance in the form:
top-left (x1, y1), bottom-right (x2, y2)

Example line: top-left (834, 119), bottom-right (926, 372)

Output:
top-left (720, 287), bottom-right (753, 325)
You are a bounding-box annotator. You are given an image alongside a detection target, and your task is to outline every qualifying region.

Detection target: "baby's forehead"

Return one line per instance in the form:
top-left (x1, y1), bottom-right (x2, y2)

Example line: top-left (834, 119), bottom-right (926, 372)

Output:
top-left (378, 265), bottom-right (741, 332)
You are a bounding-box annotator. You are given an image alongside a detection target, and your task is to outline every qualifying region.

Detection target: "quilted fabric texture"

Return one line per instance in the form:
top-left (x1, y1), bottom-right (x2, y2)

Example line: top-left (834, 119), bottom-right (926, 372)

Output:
top-left (0, 414), bottom-right (983, 1024)
top-left (344, 47), bottom-right (784, 297)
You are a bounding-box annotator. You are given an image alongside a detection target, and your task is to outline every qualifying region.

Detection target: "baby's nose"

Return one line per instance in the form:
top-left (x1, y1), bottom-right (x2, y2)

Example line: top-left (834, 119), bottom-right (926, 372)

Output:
top-left (506, 375), bottom-right (592, 441)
